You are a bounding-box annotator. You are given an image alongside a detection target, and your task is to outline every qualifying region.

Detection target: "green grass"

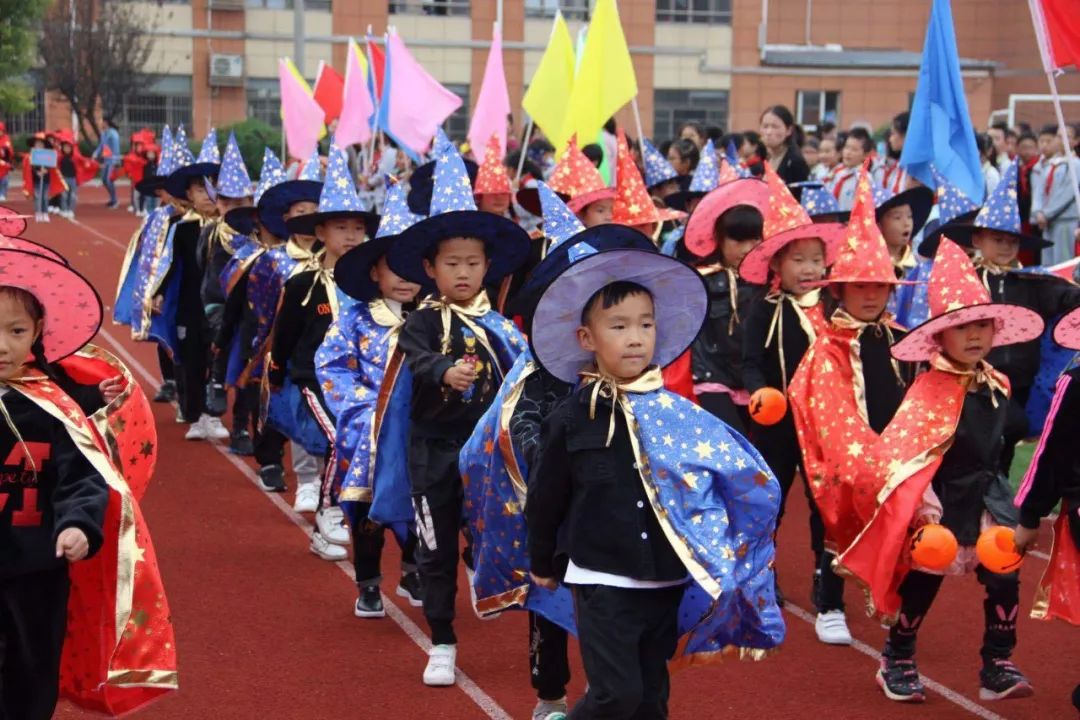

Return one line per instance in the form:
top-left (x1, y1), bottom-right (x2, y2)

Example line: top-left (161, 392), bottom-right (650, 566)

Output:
top-left (1008, 442), bottom-right (1035, 492)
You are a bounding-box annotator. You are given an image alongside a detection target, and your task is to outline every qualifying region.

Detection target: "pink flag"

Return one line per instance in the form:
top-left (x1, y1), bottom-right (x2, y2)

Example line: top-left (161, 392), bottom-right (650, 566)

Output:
top-left (278, 58), bottom-right (325, 160)
top-left (336, 39), bottom-right (374, 147)
top-left (379, 30), bottom-right (463, 158)
top-left (468, 25), bottom-right (510, 160)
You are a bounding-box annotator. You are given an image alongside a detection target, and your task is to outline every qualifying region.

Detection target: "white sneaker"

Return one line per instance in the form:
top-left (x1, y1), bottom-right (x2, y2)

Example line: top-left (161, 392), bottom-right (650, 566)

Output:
top-left (184, 417), bottom-right (208, 441)
top-left (815, 610), bottom-right (853, 645)
top-left (316, 506), bottom-right (350, 546)
top-left (41, 213), bottom-right (50, 223)
top-left (48, 206), bottom-right (59, 214)
top-left (202, 415), bottom-right (230, 440)
top-left (423, 644), bottom-right (457, 687)
top-left (293, 483), bottom-right (319, 513)
top-left (309, 531), bottom-right (347, 561)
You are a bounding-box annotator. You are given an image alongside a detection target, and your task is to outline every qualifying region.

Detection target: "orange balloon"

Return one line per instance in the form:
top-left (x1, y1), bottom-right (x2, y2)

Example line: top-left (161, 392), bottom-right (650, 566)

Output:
top-left (976, 526), bottom-right (1024, 574)
top-left (749, 387), bottom-right (787, 426)
top-left (909, 524), bottom-right (958, 571)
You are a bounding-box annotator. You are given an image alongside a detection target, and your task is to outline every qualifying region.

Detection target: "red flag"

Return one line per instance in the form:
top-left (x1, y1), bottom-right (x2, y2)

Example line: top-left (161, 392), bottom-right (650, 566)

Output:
top-left (367, 35), bottom-right (385, 100)
top-left (312, 60), bottom-right (345, 124)
top-left (1034, 0), bottom-right (1080, 70)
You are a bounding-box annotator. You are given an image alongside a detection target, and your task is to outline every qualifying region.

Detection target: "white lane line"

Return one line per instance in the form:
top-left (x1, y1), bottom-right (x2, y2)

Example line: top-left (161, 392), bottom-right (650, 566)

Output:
top-left (783, 603), bottom-right (1010, 720)
top-left (68, 215), bottom-right (129, 251)
top-left (97, 325), bottom-right (513, 720)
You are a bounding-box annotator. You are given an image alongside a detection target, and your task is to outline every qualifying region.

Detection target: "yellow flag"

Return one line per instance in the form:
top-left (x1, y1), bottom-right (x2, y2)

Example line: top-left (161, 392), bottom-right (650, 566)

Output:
top-left (522, 11), bottom-right (575, 152)
top-left (560, 0), bottom-right (637, 153)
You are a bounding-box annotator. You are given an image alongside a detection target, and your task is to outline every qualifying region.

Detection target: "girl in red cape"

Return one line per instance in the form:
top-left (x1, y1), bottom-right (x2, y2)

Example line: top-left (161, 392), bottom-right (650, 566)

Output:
top-left (838, 237), bottom-right (1044, 704)
top-left (22, 133), bottom-right (65, 223)
top-left (0, 247), bottom-right (176, 718)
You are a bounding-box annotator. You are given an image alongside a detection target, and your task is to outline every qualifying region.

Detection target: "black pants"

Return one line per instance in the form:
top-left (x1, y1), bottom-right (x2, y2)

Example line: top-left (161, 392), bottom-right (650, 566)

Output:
top-left (1000, 385), bottom-right (1031, 476)
top-left (233, 385), bottom-right (259, 437)
top-left (409, 434), bottom-right (470, 646)
top-left (0, 568), bottom-right (69, 720)
top-left (352, 501), bottom-right (418, 588)
top-left (175, 315), bottom-right (211, 421)
top-left (254, 423), bottom-right (287, 469)
top-left (755, 419), bottom-right (825, 561)
top-left (570, 584), bottom-right (684, 720)
top-left (816, 551), bottom-right (845, 613)
top-left (885, 568), bottom-right (1020, 663)
top-left (530, 612), bottom-right (570, 702)
top-left (697, 391), bottom-right (749, 436)
top-left (157, 344), bottom-right (175, 384)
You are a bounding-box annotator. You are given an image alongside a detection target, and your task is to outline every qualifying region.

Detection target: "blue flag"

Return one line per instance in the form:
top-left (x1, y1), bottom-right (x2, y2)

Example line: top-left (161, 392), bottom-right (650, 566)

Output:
top-left (900, 0), bottom-right (984, 205)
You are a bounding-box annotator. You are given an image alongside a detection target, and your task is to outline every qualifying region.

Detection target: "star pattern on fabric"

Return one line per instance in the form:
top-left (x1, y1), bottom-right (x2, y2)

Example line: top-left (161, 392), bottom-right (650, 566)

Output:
top-left (196, 128), bottom-right (220, 164)
top-left (641, 137), bottom-right (678, 188)
top-left (376, 179), bottom-right (424, 239)
top-left (299, 148), bottom-right (324, 181)
top-left (428, 128), bottom-right (479, 215)
top-left (972, 159), bottom-right (1022, 234)
top-left (538, 182), bottom-right (586, 249)
top-left (155, 126), bottom-right (176, 176)
top-left (928, 238), bottom-right (991, 317)
top-left (253, 148), bottom-right (287, 203)
top-left (688, 139), bottom-right (721, 193)
top-left (169, 125), bottom-right (194, 170)
top-left (546, 134), bottom-right (609, 200)
top-left (473, 135), bottom-right (513, 195)
top-left (216, 131), bottom-right (253, 197)
top-left (316, 144), bottom-right (365, 213)
top-left (931, 165), bottom-right (979, 224)
top-left (612, 129), bottom-right (663, 226)
top-left (761, 162), bottom-right (815, 237)
top-left (829, 169), bottom-right (897, 283)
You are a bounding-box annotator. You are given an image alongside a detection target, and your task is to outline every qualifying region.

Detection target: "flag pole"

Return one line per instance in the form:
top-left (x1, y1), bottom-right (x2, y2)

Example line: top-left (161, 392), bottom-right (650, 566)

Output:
top-left (514, 117), bottom-right (534, 185)
top-left (631, 96), bottom-right (646, 145)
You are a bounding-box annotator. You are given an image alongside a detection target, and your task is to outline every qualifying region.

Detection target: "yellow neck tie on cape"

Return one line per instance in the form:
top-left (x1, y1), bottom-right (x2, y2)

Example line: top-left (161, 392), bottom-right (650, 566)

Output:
top-left (302, 266), bottom-right (339, 322)
top-left (698, 264), bottom-right (742, 335)
top-left (929, 352), bottom-right (1008, 407)
top-left (207, 219), bottom-right (238, 261)
top-left (831, 308), bottom-right (905, 385)
top-left (579, 367), bottom-right (665, 446)
top-left (894, 244), bottom-right (917, 273)
top-left (287, 239), bottom-right (323, 272)
top-left (974, 255), bottom-right (1022, 290)
top-left (765, 288), bottom-right (821, 392)
top-left (420, 293), bottom-right (503, 378)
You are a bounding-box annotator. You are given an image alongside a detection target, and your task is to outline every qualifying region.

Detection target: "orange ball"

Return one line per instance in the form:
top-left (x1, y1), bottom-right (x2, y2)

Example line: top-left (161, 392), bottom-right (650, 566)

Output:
top-left (909, 524), bottom-right (958, 571)
top-left (976, 526), bottom-right (1024, 574)
top-left (749, 387), bottom-right (787, 426)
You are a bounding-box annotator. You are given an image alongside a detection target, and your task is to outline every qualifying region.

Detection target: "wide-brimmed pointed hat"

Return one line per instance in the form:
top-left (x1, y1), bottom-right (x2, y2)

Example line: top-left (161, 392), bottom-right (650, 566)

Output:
top-left (336, 178), bottom-right (427, 303)
top-left (789, 181), bottom-right (851, 224)
top-left (0, 206), bottom-right (29, 237)
top-left (612, 130), bottom-right (686, 229)
top-left (0, 235), bottom-right (65, 263)
top-left (507, 182), bottom-right (656, 327)
top-left (890, 237), bottom-right (1044, 362)
top-left (224, 148), bottom-right (288, 235)
top-left (530, 247), bottom-right (708, 384)
top-left (816, 170), bottom-right (920, 287)
top-left (737, 163), bottom-right (846, 284)
top-left (257, 147), bottom-right (324, 240)
top-left (473, 135), bottom-right (513, 196)
top-left (665, 139), bottom-right (721, 212)
top-left (164, 128), bottom-right (221, 198)
top-left (641, 137), bottom-right (678, 190)
top-left (1052, 305), bottom-right (1080, 350)
top-left (388, 130), bottom-right (530, 286)
top-left (135, 125), bottom-right (174, 196)
top-left (406, 154), bottom-right (479, 215)
top-left (919, 167), bottom-right (992, 257)
top-left (0, 249), bottom-right (102, 362)
top-left (285, 143), bottom-right (380, 237)
top-left (214, 131), bottom-right (254, 199)
top-left (685, 177), bottom-right (771, 258)
top-left (927, 160), bottom-right (1051, 255)
top-left (547, 134), bottom-right (615, 213)
top-left (872, 183), bottom-right (934, 237)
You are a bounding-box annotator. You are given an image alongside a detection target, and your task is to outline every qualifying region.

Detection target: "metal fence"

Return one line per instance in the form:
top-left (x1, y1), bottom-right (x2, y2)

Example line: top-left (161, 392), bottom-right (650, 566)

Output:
top-left (388, 0), bottom-right (471, 16)
top-left (656, 0), bottom-right (732, 24)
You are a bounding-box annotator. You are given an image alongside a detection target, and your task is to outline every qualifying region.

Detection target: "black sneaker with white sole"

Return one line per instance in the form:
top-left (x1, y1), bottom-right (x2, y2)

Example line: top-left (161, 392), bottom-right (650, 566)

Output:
top-left (979, 659), bottom-right (1034, 701)
top-left (230, 429), bottom-right (255, 456)
top-left (354, 587), bottom-right (385, 618)
top-left (397, 571), bottom-right (423, 607)
top-left (258, 464), bottom-right (286, 492)
top-left (153, 380), bottom-right (177, 403)
top-left (876, 655), bottom-right (925, 703)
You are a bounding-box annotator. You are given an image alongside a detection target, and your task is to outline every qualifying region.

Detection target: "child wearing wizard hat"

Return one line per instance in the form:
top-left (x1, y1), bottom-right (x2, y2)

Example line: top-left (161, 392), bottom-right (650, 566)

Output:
top-left (386, 129), bottom-right (530, 687)
top-left (838, 238), bottom-right (1044, 704)
top-left (788, 171), bottom-right (918, 647)
top-left (872, 180), bottom-right (935, 329)
top-left (525, 241), bottom-right (784, 718)
top-left (610, 129), bottom-right (686, 243)
top-left (266, 144), bottom-right (380, 562)
top-left (546, 135), bottom-right (616, 228)
top-left (460, 182), bottom-right (657, 720)
top-left (317, 178), bottom-right (424, 618)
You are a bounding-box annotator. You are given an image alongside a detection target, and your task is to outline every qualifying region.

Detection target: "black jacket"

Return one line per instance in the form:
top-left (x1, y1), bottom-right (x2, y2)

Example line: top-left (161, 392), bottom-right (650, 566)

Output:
top-left (691, 271), bottom-right (758, 391)
top-left (163, 215), bottom-right (205, 325)
top-left (859, 325), bottom-right (913, 434)
top-left (268, 270), bottom-right (334, 388)
top-left (197, 221), bottom-right (234, 310)
top-left (772, 149), bottom-right (811, 185)
top-left (742, 294), bottom-right (815, 394)
top-left (526, 389), bottom-right (687, 583)
top-left (0, 391), bottom-right (109, 580)
top-left (981, 269), bottom-right (1080, 389)
top-left (508, 365), bottom-right (573, 470)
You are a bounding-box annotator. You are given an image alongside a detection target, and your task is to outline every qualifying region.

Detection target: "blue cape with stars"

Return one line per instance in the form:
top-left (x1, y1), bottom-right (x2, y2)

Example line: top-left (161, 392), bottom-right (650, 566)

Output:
top-left (315, 297), bottom-right (415, 534)
top-left (218, 239), bottom-right (265, 387)
top-left (887, 255), bottom-right (933, 330)
top-left (121, 205), bottom-right (176, 340)
top-left (147, 212), bottom-right (210, 363)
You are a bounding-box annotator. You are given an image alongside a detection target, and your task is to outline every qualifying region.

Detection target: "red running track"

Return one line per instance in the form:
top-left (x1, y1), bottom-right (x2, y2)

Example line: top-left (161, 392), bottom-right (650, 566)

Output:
top-left (19, 188), bottom-right (1074, 719)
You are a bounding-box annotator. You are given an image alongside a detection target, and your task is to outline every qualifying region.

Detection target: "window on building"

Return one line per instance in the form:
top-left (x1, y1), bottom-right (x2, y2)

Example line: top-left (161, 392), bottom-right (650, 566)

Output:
top-left (4, 88), bottom-right (45, 137)
top-left (653, 89), bottom-right (729, 142)
top-left (119, 75), bottom-right (192, 138)
top-left (524, 0), bottom-right (589, 20)
top-left (795, 90), bottom-right (841, 131)
top-left (245, 0), bottom-right (332, 9)
top-left (656, 0), bottom-right (731, 24)
top-left (442, 84), bottom-right (470, 144)
top-left (388, 0), bottom-right (470, 16)
top-left (247, 78), bottom-right (282, 130)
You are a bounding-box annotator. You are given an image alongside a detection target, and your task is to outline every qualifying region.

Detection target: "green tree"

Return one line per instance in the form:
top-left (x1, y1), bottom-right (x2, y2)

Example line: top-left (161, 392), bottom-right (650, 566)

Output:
top-left (0, 0), bottom-right (49, 113)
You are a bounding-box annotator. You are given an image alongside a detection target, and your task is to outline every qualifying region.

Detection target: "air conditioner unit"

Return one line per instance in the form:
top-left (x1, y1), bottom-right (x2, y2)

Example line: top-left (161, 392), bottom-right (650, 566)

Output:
top-left (209, 54), bottom-right (244, 87)
top-left (208, 0), bottom-right (245, 10)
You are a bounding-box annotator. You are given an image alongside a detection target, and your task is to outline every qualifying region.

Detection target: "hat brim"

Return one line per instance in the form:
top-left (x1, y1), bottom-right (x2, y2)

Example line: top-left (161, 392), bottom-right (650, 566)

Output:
top-left (0, 236), bottom-right (66, 263)
top-left (387, 210), bottom-right (531, 286)
top-left (924, 222), bottom-right (1052, 254)
top-left (1053, 306), bottom-right (1080, 350)
top-left (507, 224), bottom-right (658, 327)
top-left (257, 180), bottom-right (324, 240)
top-left (134, 175), bottom-right (168, 196)
top-left (876, 186), bottom-right (935, 237)
top-left (285, 210), bottom-right (380, 239)
top-left (0, 206), bottom-right (29, 237)
top-left (407, 158), bottom-right (480, 215)
top-left (663, 189), bottom-right (705, 213)
top-left (223, 205), bottom-right (258, 236)
top-left (737, 222), bottom-right (847, 284)
top-left (917, 210), bottom-right (981, 257)
top-left (515, 186), bottom-right (568, 217)
top-left (684, 178), bottom-right (770, 258)
top-left (163, 162), bottom-right (221, 199)
top-left (890, 303), bottom-right (1045, 362)
top-left (0, 250), bottom-right (102, 362)
top-left (566, 187), bottom-right (616, 214)
top-left (335, 235), bottom-right (394, 302)
top-left (530, 248), bottom-right (708, 385)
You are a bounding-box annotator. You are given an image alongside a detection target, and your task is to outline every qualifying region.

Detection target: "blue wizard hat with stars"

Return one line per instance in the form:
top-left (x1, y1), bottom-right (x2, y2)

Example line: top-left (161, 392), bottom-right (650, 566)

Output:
top-left (134, 125), bottom-right (174, 195)
top-left (507, 182), bottom-right (656, 328)
top-left (224, 148), bottom-right (287, 235)
top-left (641, 138), bottom-right (678, 189)
top-left (336, 178), bottom-right (428, 302)
top-left (919, 166), bottom-right (984, 256)
top-left (923, 160), bottom-right (1050, 255)
top-left (214, 132), bottom-right (254, 199)
top-left (286, 143), bottom-right (379, 237)
top-left (257, 147), bottom-right (325, 240)
top-left (165, 127), bottom-right (221, 198)
top-left (666, 139), bottom-right (720, 211)
top-left (871, 182), bottom-right (934, 237)
top-left (789, 181), bottom-right (850, 223)
top-left (388, 129), bottom-right (530, 287)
